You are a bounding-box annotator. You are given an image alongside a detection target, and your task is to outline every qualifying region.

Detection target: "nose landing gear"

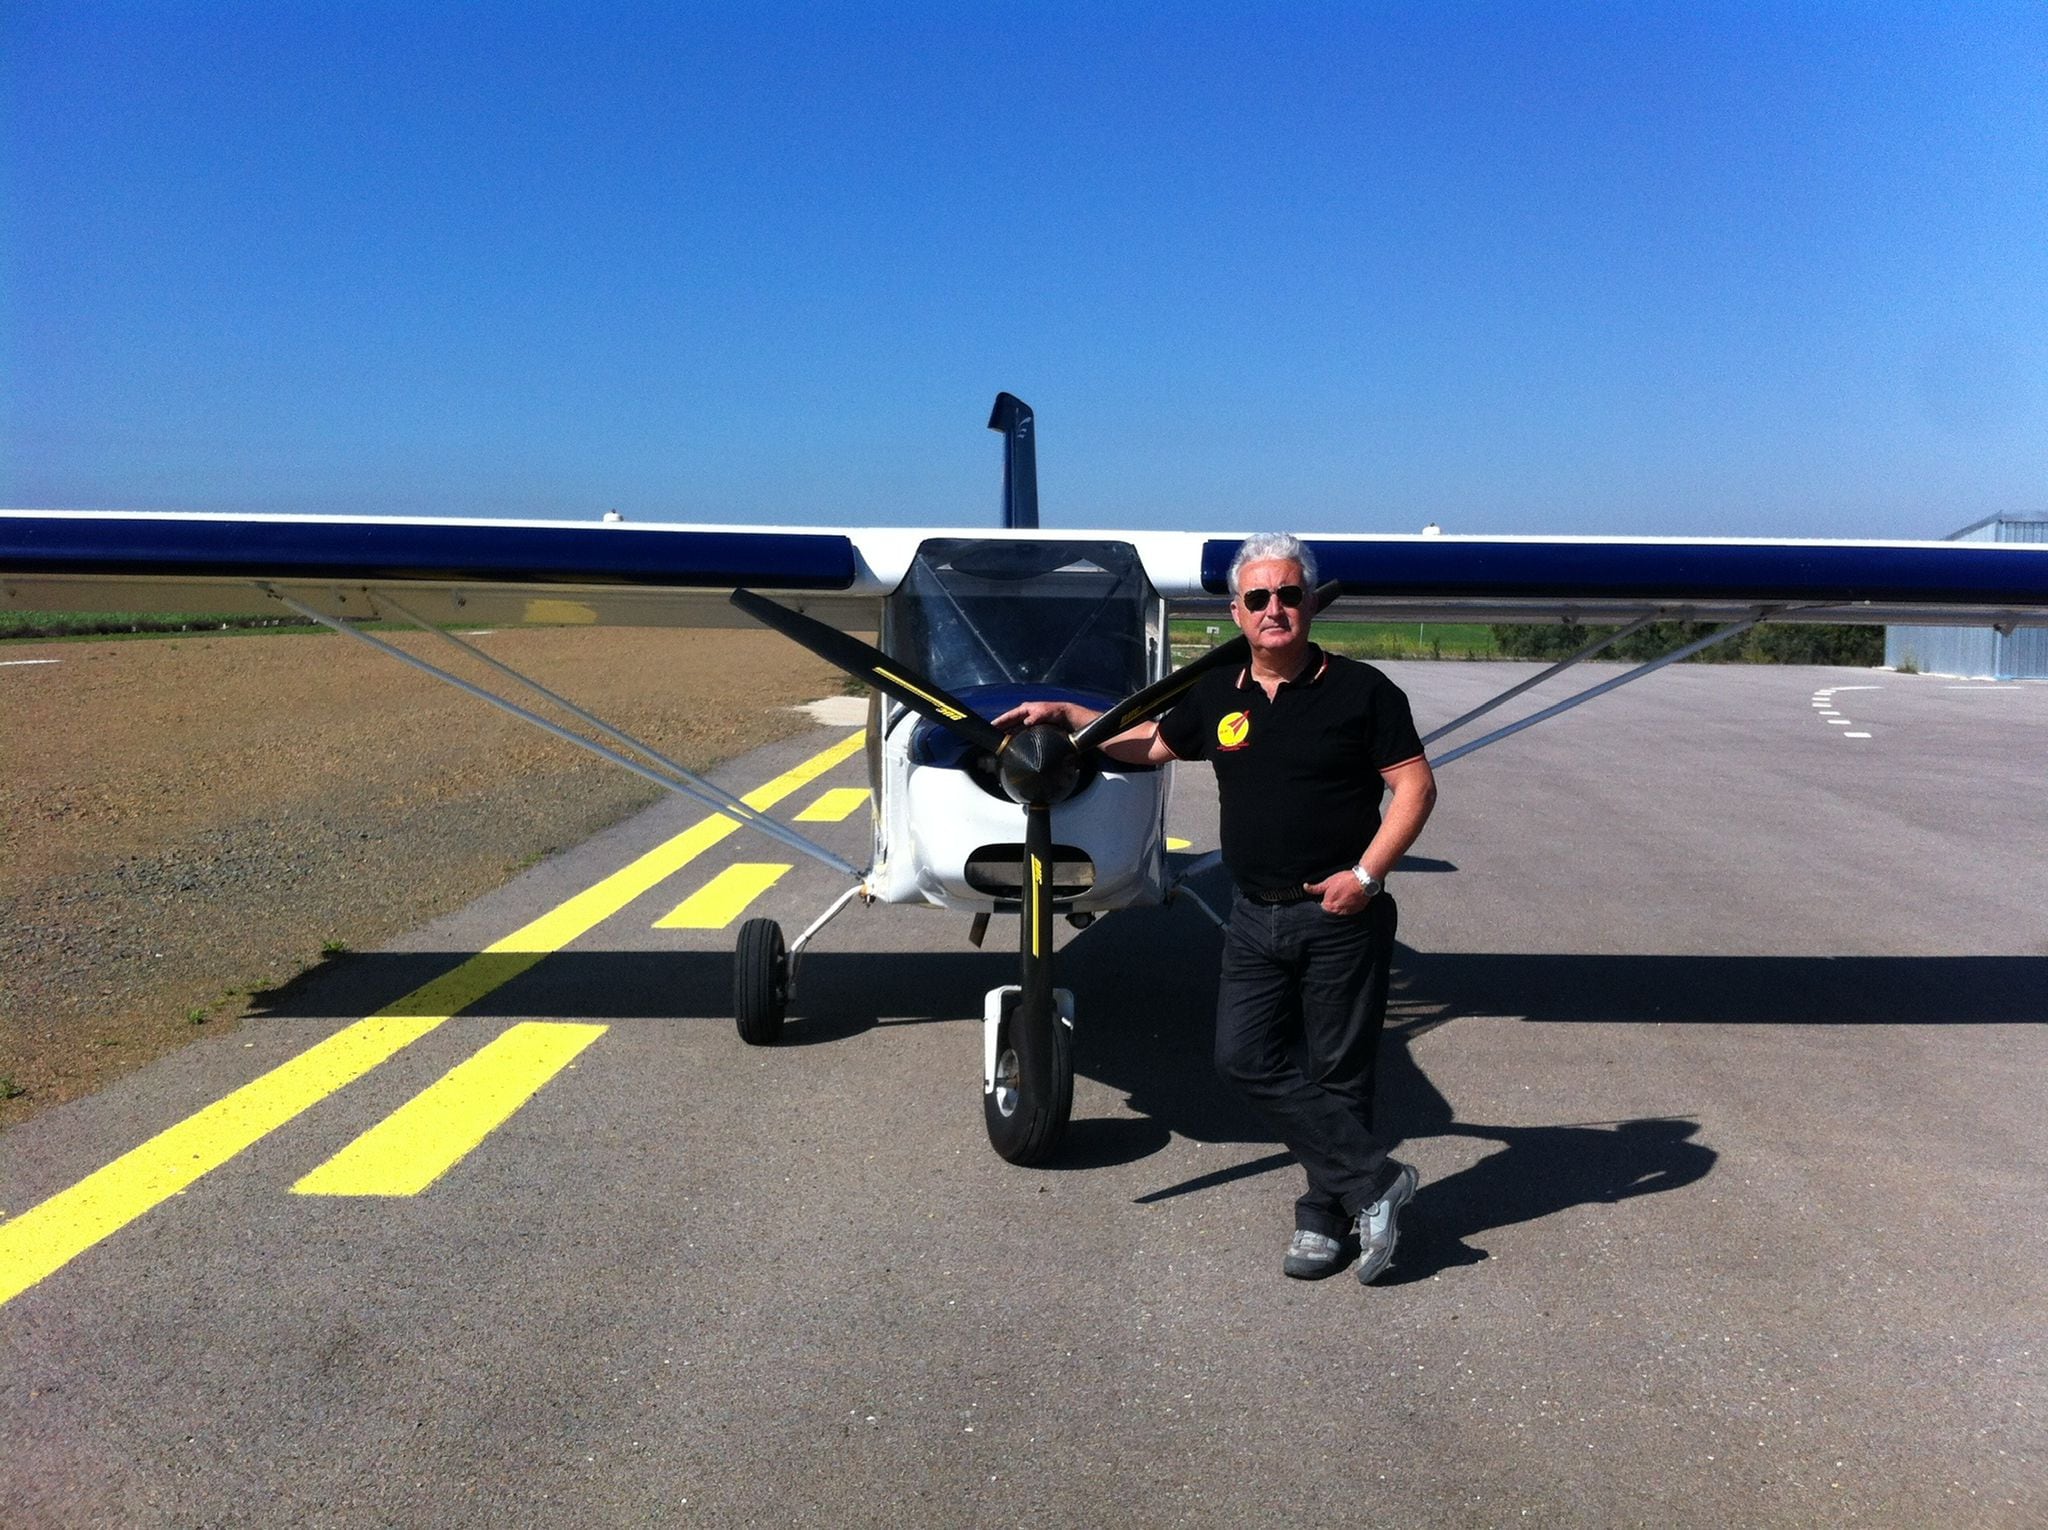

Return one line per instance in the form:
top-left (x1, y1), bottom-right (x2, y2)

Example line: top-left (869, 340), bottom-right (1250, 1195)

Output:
top-left (983, 983), bottom-right (1075, 1164)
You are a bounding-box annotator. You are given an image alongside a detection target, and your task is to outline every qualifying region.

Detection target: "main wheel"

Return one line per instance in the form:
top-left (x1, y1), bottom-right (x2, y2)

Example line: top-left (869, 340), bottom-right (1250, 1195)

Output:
top-left (733, 917), bottom-right (788, 1045)
top-left (983, 996), bottom-right (1073, 1164)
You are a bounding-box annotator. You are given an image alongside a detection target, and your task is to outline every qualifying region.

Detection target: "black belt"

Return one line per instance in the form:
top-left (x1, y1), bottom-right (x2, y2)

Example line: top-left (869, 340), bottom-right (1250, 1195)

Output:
top-left (1240, 884), bottom-right (1317, 906)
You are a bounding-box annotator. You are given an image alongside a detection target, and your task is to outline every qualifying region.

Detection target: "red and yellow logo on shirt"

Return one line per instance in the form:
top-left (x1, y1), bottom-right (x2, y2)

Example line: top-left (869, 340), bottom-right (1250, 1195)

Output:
top-left (1216, 710), bottom-right (1251, 750)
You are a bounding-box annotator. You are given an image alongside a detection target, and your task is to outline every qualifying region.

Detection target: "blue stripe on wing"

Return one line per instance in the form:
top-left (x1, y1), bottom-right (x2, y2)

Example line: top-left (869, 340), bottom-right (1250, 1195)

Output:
top-left (3, 516), bottom-right (858, 591)
top-left (1198, 538), bottom-right (2048, 610)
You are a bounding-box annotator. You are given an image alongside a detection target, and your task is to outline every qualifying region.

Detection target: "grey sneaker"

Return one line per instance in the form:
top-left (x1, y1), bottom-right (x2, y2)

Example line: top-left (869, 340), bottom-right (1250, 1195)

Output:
top-left (1354, 1162), bottom-right (1419, 1285)
top-left (1283, 1229), bottom-right (1349, 1280)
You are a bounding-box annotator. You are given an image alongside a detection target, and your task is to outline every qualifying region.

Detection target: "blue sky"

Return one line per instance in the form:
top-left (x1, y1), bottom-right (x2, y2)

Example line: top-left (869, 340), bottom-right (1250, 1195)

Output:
top-left (4, 3), bottom-right (2043, 537)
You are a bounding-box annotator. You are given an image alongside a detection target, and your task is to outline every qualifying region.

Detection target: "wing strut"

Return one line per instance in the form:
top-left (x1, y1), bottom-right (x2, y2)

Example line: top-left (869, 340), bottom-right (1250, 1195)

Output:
top-left (1160, 610), bottom-right (1774, 918)
top-left (1421, 611), bottom-right (1665, 746)
top-left (260, 586), bottom-right (862, 878)
top-left (1429, 610), bottom-right (1774, 768)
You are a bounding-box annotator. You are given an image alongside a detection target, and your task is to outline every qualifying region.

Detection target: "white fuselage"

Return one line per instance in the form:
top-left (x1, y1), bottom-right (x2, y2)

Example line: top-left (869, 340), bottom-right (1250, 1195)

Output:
top-left (866, 702), bottom-right (1171, 913)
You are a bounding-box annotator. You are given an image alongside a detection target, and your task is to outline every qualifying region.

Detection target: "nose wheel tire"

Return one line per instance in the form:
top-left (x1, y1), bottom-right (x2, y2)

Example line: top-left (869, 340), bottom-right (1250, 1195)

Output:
top-left (733, 917), bottom-right (789, 1046)
top-left (983, 999), bottom-right (1073, 1164)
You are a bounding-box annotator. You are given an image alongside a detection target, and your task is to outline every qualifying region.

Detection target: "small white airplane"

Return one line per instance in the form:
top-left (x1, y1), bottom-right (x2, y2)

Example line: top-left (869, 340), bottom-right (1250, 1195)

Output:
top-left (6, 393), bottom-right (2047, 1163)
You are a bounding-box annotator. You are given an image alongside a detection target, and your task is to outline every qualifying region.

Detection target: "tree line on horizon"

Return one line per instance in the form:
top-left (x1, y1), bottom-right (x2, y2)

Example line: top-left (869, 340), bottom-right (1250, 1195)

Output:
top-left (1490, 619), bottom-right (1883, 666)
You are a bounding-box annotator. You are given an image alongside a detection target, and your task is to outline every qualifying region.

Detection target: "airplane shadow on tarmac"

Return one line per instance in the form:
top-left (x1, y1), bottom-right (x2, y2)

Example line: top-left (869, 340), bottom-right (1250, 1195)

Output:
top-left (1044, 873), bottom-right (2042, 1281)
top-left (251, 875), bottom-right (2043, 1283)
top-left (1053, 893), bottom-right (1729, 1282)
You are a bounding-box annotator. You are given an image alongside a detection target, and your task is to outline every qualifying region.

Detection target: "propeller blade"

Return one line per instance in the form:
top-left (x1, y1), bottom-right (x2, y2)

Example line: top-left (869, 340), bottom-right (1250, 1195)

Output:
top-left (1014, 801), bottom-right (1058, 1104)
top-left (731, 588), bottom-right (1007, 754)
top-left (1069, 580), bottom-right (1344, 754)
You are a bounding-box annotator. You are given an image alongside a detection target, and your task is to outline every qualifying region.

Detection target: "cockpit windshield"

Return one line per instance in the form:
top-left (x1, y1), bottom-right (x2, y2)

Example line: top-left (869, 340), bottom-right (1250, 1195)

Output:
top-left (889, 539), bottom-right (1159, 699)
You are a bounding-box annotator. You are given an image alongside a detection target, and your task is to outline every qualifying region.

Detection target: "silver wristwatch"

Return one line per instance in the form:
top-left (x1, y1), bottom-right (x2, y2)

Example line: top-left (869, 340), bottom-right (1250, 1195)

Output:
top-left (1350, 864), bottom-right (1383, 897)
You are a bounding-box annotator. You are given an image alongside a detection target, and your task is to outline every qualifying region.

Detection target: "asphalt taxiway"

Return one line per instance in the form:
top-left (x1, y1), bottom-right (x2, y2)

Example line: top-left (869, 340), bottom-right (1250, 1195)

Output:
top-left (3, 663), bottom-right (2043, 1526)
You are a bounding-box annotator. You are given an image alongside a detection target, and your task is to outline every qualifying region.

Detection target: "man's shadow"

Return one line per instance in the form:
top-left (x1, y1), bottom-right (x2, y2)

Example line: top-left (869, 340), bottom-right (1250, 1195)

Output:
top-left (1370, 1027), bottom-right (1715, 1281)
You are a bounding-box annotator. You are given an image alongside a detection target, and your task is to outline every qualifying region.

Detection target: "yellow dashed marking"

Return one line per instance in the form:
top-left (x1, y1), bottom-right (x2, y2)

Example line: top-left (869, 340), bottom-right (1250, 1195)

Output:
top-left (794, 786), bottom-right (870, 822)
top-left (293, 1022), bottom-right (607, 1197)
top-left (1167, 837), bottom-right (1192, 850)
top-left (0, 729), bottom-right (866, 1307)
top-left (493, 728), bottom-right (862, 953)
top-left (655, 863), bottom-right (792, 929)
top-left (0, 1015), bottom-right (444, 1306)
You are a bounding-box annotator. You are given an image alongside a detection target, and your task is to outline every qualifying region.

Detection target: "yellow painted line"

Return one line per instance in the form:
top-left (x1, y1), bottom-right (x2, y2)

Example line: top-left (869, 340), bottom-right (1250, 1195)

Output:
top-left (0, 1015), bottom-right (443, 1306)
top-left (490, 729), bottom-right (866, 953)
top-left (794, 786), bottom-right (870, 823)
top-left (1166, 837), bottom-right (1192, 850)
top-left (293, 1022), bottom-right (606, 1197)
top-left (655, 863), bottom-right (791, 929)
top-left (0, 729), bottom-right (865, 1307)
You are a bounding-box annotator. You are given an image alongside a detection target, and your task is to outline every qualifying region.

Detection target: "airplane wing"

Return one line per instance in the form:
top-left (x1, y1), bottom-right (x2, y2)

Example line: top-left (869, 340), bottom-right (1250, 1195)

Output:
top-left (1263, 534), bottom-right (2048, 629)
top-left (0, 509), bottom-right (886, 631)
top-left (6, 509), bottom-right (2047, 631)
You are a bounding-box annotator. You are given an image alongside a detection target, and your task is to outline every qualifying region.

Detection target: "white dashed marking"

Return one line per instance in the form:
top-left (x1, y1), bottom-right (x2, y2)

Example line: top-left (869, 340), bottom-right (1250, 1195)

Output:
top-left (1, 658), bottom-right (61, 667)
top-left (1809, 683), bottom-right (1881, 739)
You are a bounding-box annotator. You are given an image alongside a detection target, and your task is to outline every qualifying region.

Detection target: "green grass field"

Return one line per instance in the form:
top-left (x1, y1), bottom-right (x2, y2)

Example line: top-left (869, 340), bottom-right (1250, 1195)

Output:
top-left (1, 611), bottom-right (528, 644)
top-left (1171, 619), bottom-right (1500, 660)
top-left (14, 610), bottom-right (1506, 660)
top-left (1, 611), bottom-right (352, 643)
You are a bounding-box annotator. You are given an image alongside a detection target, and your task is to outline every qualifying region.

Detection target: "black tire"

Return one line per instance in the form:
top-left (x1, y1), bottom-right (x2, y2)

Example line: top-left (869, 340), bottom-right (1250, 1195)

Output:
top-left (733, 918), bottom-right (788, 1045)
top-left (983, 995), bottom-right (1073, 1164)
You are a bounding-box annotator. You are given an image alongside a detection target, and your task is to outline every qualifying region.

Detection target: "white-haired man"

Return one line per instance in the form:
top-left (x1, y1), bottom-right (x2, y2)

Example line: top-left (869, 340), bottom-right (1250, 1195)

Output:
top-left (995, 533), bottom-right (1437, 1283)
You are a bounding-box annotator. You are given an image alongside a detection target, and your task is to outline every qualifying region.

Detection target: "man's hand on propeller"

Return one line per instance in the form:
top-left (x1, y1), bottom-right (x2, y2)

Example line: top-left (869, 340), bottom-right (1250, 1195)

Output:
top-left (991, 700), bottom-right (1101, 736)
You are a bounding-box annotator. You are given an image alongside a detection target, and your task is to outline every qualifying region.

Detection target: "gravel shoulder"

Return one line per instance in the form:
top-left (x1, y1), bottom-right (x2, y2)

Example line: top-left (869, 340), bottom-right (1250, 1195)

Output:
top-left (0, 626), bottom-right (835, 1128)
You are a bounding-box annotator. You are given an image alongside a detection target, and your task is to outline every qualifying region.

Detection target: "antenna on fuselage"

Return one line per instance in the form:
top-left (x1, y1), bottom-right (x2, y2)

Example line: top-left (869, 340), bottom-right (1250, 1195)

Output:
top-left (987, 392), bottom-right (1039, 529)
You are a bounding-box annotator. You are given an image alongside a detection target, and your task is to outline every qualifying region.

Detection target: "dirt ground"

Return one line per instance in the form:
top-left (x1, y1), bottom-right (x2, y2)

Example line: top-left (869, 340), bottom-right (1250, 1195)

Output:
top-left (0, 626), bottom-right (836, 1129)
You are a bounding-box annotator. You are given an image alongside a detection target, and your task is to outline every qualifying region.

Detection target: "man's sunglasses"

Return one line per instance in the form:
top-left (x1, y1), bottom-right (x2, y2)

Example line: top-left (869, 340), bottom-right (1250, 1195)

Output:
top-left (1237, 584), bottom-right (1306, 613)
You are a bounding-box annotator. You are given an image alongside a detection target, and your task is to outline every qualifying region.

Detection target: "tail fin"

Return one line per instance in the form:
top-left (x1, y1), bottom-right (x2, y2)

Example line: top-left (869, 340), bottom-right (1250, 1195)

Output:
top-left (987, 392), bottom-right (1039, 529)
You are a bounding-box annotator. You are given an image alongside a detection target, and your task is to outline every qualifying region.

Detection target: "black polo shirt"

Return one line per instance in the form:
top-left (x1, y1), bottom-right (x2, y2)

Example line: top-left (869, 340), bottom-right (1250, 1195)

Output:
top-left (1157, 645), bottom-right (1425, 895)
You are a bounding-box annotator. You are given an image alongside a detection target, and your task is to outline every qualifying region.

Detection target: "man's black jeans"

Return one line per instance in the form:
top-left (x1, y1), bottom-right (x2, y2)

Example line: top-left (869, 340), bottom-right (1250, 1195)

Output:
top-left (1214, 890), bottom-right (1400, 1241)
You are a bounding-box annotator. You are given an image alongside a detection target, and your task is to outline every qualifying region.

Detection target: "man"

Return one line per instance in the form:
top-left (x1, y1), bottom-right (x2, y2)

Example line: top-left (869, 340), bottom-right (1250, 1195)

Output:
top-left (995, 533), bottom-right (1437, 1284)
